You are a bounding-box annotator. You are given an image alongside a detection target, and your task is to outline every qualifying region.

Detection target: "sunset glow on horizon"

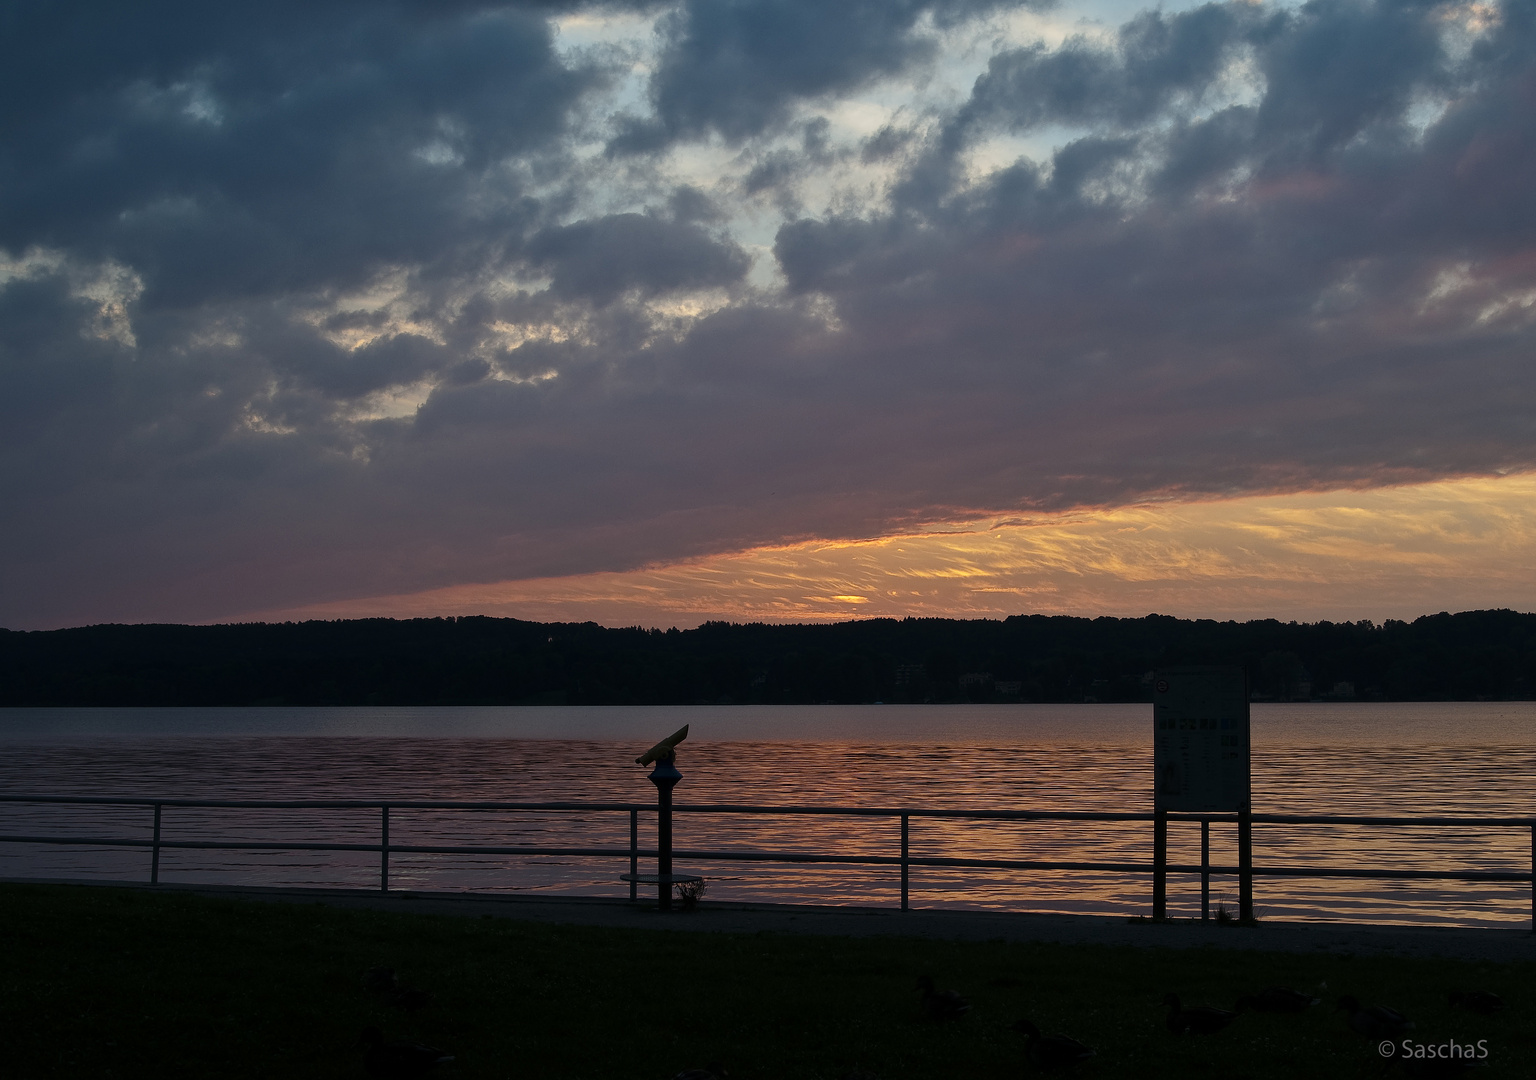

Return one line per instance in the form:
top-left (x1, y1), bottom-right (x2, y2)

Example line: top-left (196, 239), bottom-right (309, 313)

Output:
top-left (250, 471), bottom-right (1536, 628)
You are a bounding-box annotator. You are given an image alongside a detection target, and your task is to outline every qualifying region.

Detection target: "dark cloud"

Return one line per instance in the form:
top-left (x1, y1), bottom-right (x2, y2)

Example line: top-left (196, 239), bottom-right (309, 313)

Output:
top-left (525, 213), bottom-right (750, 305)
top-left (1, 2), bottom-right (595, 308)
top-left (961, 2), bottom-right (1262, 134)
top-left (743, 118), bottom-right (836, 195)
top-left (777, 0), bottom-right (1536, 503)
top-left (4, 1), bottom-right (1536, 628)
top-left (957, 0), bottom-right (1452, 168)
top-left (1253, 0), bottom-right (1448, 158)
top-left (1150, 104), bottom-right (1256, 195)
top-left (0, 275), bottom-right (126, 448)
top-left (775, 216), bottom-right (892, 293)
top-left (667, 184), bottom-right (726, 224)
top-left (861, 122), bottom-right (920, 164)
top-left (611, 0), bottom-right (1018, 150)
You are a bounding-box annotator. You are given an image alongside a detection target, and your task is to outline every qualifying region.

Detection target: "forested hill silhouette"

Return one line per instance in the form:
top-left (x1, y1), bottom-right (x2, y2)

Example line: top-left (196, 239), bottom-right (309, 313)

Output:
top-left (1, 610), bottom-right (1533, 707)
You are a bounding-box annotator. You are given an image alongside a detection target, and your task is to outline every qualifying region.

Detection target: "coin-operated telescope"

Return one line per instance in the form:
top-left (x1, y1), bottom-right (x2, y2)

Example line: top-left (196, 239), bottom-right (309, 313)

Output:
top-left (624, 724), bottom-right (701, 911)
top-left (636, 724), bottom-right (689, 767)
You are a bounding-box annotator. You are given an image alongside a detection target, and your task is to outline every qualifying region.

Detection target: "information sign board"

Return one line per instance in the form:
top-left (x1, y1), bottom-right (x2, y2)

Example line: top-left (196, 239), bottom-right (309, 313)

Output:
top-left (1153, 666), bottom-right (1250, 812)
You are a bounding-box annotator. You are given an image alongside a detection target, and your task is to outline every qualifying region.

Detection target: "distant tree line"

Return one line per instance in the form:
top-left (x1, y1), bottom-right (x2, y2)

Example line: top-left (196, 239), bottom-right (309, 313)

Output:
top-left (2, 610), bottom-right (1534, 707)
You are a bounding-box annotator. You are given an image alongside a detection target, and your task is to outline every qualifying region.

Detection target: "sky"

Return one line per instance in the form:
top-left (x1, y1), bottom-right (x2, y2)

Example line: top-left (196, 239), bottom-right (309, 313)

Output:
top-left (3, 0), bottom-right (1535, 631)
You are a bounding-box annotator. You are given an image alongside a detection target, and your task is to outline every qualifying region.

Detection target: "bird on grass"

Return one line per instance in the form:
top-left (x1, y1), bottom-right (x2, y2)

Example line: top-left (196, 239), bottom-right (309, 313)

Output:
top-left (1337, 995), bottom-right (1412, 1039)
top-left (1235, 986), bottom-right (1320, 1013)
top-left (361, 1027), bottom-right (454, 1079)
top-left (672, 1064), bottom-right (727, 1080)
top-left (917, 975), bottom-right (971, 1020)
top-left (1162, 993), bottom-right (1237, 1035)
top-left (1448, 990), bottom-right (1503, 1016)
top-left (1012, 1018), bottom-right (1096, 1072)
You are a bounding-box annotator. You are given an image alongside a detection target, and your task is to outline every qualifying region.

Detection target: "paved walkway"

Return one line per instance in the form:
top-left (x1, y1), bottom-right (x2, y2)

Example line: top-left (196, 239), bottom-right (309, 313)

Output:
top-left (13, 878), bottom-right (1533, 964)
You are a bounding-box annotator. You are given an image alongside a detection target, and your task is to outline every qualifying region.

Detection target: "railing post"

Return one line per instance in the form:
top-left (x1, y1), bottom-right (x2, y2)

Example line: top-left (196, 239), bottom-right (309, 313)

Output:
top-left (900, 813), bottom-right (909, 912)
top-left (1201, 817), bottom-right (1210, 921)
top-left (150, 803), bottom-right (161, 885)
top-left (630, 809), bottom-right (639, 903)
top-left (1238, 804), bottom-right (1254, 922)
top-left (380, 805), bottom-right (389, 893)
top-left (1152, 808), bottom-right (1168, 919)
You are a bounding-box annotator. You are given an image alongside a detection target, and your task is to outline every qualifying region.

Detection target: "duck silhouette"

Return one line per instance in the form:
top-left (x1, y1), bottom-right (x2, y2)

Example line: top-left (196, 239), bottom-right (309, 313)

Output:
top-left (1235, 986), bottom-right (1320, 1013)
top-left (1163, 993), bottom-right (1237, 1035)
top-left (1337, 995), bottom-right (1412, 1039)
top-left (917, 975), bottom-right (971, 1020)
top-left (1448, 990), bottom-right (1503, 1016)
top-left (361, 1027), bottom-right (453, 1079)
top-left (1012, 1018), bottom-right (1095, 1071)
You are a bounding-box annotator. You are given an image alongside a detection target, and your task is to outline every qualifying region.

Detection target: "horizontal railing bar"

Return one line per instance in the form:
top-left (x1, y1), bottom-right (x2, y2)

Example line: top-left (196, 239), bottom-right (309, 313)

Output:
top-left (2, 832), bottom-right (1528, 884)
top-left (0, 796), bottom-right (1144, 818)
top-left (1172, 862), bottom-right (1532, 883)
top-left (0, 795), bottom-right (1152, 819)
top-left (0, 835), bottom-right (638, 858)
top-left (1248, 866), bottom-right (1533, 882)
top-left (674, 805), bottom-right (1155, 822)
top-left (1128, 863), bottom-right (1524, 883)
top-left (0, 795), bottom-right (653, 812)
top-left (0, 834), bottom-right (154, 849)
top-left (671, 849), bottom-right (1155, 873)
top-left (1247, 814), bottom-right (1536, 827)
top-left (384, 845), bottom-right (636, 858)
top-left (670, 851), bottom-right (1531, 881)
top-left (0, 794), bottom-right (1529, 828)
top-left (164, 841), bottom-right (637, 858)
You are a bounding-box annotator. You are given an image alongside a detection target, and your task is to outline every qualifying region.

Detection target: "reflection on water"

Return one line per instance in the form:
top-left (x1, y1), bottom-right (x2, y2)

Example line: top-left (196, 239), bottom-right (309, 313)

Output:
top-left (0, 704), bottom-right (1531, 927)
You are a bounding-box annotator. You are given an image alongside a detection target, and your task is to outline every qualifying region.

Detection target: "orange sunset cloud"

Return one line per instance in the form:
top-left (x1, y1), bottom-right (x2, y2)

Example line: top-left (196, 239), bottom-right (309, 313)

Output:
top-left (251, 472), bottom-right (1536, 627)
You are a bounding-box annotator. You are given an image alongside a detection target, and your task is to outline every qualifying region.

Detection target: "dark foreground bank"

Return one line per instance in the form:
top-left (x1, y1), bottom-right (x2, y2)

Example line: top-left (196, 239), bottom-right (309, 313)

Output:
top-left (1, 882), bottom-right (1530, 1079)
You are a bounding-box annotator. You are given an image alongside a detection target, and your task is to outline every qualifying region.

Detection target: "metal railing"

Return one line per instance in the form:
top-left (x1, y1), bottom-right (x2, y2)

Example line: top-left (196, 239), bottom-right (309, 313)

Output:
top-left (0, 794), bottom-right (1530, 926)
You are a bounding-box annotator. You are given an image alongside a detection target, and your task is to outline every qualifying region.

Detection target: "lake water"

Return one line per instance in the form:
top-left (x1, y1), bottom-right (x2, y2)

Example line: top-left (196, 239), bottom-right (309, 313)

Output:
top-left (1, 703), bottom-right (1532, 928)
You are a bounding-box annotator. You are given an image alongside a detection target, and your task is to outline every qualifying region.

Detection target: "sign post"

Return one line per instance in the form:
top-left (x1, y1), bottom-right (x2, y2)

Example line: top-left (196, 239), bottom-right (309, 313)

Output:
top-left (1153, 667), bottom-right (1251, 920)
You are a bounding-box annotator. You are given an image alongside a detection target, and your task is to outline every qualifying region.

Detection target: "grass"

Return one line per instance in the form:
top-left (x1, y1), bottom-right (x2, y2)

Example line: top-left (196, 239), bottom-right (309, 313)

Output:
top-left (0, 883), bottom-right (1530, 1078)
